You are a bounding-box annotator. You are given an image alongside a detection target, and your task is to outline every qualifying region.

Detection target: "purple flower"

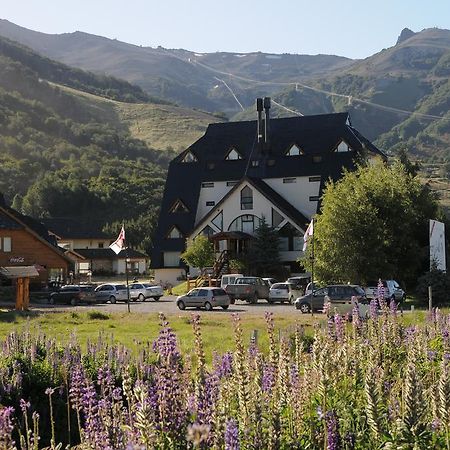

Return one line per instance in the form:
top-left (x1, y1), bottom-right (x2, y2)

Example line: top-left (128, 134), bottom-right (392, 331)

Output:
top-left (0, 406), bottom-right (15, 448)
top-left (262, 363), bottom-right (276, 393)
top-left (45, 387), bottom-right (55, 396)
top-left (369, 299), bottom-right (378, 320)
top-left (325, 410), bottom-right (341, 450)
top-left (19, 398), bottom-right (30, 413)
top-left (224, 418), bottom-right (240, 450)
top-left (334, 314), bottom-right (344, 343)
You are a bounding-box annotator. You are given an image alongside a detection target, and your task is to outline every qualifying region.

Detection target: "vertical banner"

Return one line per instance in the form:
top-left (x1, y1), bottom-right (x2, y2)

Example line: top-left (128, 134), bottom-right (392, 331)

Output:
top-left (430, 219), bottom-right (446, 271)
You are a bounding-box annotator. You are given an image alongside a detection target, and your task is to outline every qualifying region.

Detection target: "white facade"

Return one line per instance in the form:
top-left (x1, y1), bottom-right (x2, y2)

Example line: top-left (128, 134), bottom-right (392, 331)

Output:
top-left (263, 176), bottom-right (321, 218)
top-left (59, 238), bottom-right (112, 251)
top-left (196, 181), bottom-right (235, 222)
top-left (154, 268), bottom-right (185, 287)
top-left (191, 179), bottom-right (309, 263)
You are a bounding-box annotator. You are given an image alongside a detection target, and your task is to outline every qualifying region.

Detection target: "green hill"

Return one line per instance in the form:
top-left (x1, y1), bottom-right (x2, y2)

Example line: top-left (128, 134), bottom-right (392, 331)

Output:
top-left (0, 35), bottom-right (220, 252)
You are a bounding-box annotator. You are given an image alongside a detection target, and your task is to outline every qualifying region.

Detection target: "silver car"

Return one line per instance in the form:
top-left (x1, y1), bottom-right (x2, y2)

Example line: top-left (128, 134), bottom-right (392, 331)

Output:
top-left (130, 283), bottom-right (163, 301)
top-left (94, 283), bottom-right (129, 303)
top-left (177, 287), bottom-right (230, 311)
top-left (268, 283), bottom-right (302, 304)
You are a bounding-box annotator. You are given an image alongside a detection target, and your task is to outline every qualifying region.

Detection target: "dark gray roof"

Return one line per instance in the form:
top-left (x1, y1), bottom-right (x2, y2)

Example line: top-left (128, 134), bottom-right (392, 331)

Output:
top-left (41, 218), bottom-right (109, 239)
top-left (75, 248), bottom-right (148, 259)
top-left (151, 111), bottom-right (385, 269)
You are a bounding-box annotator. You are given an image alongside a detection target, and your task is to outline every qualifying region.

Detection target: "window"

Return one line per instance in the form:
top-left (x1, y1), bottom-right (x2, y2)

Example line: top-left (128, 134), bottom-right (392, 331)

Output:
top-left (200, 225), bottom-right (215, 237)
top-left (212, 211), bottom-right (223, 231)
top-left (181, 151), bottom-right (197, 163)
top-left (278, 223), bottom-right (302, 252)
top-left (272, 208), bottom-right (285, 228)
top-left (228, 215), bottom-right (261, 233)
top-left (170, 199), bottom-right (189, 213)
top-left (163, 251), bottom-right (181, 267)
top-left (225, 148), bottom-right (242, 160)
top-left (240, 186), bottom-right (253, 210)
top-left (206, 201), bottom-right (215, 206)
top-left (202, 182), bottom-right (214, 188)
top-left (227, 181), bottom-right (238, 187)
top-left (286, 144), bottom-right (303, 156)
top-left (312, 156), bottom-right (322, 163)
top-left (309, 196), bottom-right (320, 201)
top-left (198, 289), bottom-right (208, 297)
top-left (167, 226), bottom-right (182, 239)
top-left (98, 242), bottom-right (104, 248)
top-left (309, 176), bottom-right (321, 182)
top-left (334, 140), bottom-right (352, 152)
top-left (251, 160), bottom-right (259, 167)
top-left (283, 177), bottom-right (296, 184)
top-left (3, 237), bottom-right (11, 252)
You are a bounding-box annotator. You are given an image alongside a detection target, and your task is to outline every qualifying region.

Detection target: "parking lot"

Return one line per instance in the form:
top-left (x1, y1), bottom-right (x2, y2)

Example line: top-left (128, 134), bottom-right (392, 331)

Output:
top-left (12, 295), bottom-right (305, 316)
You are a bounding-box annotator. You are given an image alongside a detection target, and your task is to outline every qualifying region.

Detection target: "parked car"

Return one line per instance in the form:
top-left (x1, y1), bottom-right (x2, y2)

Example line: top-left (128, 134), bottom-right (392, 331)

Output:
top-left (263, 277), bottom-right (278, 287)
top-left (220, 274), bottom-right (243, 289)
top-left (365, 280), bottom-right (406, 302)
top-left (177, 287), bottom-right (231, 310)
top-left (268, 283), bottom-right (302, 304)
top-left (287, 274), bottom-right (311, 294)
top-left (295, 284), bottom-right (367, 315)
top-left (129, 283), bottom-right (163, 301)
top-left (225, 276), bottom-right (270, 303)
top-left (49, 285), bottom-right (96, 306)
top-left (94, 284), bottom-right (129, 303)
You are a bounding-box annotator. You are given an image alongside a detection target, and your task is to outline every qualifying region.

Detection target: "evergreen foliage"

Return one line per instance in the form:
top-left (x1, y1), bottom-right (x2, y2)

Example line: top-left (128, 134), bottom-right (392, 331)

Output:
top-left (181, 236), bottom-right (215, 272)
top-left (303, 160), bottom-right (440, 287)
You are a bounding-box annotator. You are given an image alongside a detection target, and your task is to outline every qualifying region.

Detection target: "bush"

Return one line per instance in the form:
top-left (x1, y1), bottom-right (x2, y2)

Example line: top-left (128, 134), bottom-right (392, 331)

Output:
top-left (87, 311), bottom-right (110, 320)
top-left (416, 267), bottom-right (450, 305)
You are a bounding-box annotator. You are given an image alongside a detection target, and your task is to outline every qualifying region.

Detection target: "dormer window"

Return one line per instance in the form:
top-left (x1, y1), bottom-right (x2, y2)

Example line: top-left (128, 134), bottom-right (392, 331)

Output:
top-left (286, 144), bottom-right (304, 156)
top-left (334, 140), bottom-right (352, 153)
top-left (170, 199), bottom-right (189, 213)
top-left (167, 226), bottom-right (183, 239)
top-left (181, 150), bottom-right (197, 163)
top-left (225, 148), bottom-right (242, 160)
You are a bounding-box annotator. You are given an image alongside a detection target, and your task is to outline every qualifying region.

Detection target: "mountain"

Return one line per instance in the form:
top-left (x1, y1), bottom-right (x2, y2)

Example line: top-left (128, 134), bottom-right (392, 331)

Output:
top-left (0, 35), bottom-right (220, 251)
top-left (0, 19), bottom-right (354, 115)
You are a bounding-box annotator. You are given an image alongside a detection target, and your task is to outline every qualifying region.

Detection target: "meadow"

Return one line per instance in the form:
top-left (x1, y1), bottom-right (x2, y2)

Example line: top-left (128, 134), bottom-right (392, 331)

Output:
top-left (0, 304), bottom-right (446, 449)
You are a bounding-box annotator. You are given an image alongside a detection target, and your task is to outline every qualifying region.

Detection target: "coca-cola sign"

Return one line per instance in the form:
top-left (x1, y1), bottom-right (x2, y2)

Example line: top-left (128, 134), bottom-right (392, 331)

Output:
top-left (9, 256), bottom-right (25, 263)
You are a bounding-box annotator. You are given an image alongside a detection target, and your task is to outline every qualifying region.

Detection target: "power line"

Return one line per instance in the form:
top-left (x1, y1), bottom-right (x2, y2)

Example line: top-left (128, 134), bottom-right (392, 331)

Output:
top-left (271, 99), bottom-right (303, 116)
top-left (214, 77), bottom-right (244, 111)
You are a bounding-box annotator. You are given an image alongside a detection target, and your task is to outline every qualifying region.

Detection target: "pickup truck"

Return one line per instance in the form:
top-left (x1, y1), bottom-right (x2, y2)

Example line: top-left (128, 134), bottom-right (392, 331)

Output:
top-left (225, 276), bottom-right (270, 304)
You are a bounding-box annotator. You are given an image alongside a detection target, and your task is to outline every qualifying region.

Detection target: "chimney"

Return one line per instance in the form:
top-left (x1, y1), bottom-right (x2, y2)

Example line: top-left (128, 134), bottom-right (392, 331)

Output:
top-left (263, 97), bottom-right (271, 149)
top-left (256, 98), bottom-right (264, 144)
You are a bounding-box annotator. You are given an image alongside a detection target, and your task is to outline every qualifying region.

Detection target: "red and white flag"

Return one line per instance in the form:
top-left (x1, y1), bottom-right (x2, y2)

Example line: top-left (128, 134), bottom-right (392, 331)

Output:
top-left (302, 219), bottom-right (314, 252)
top-left (109, 226), bottom-right (125, 255)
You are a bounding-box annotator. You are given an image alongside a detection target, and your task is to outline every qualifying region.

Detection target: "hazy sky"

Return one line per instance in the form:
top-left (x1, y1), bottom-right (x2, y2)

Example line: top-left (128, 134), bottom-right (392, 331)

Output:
top-left (2, 0), bottom-right (450, 58)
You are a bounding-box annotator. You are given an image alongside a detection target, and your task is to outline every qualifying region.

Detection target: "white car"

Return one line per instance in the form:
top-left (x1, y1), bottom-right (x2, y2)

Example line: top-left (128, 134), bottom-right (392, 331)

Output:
top-left (268, 282), bottom-right (302, 304)
top-left (94, 283), bottom-right (129, 303)
top-left (130, 283), bottom-right (163, 301)
top-left (365, 280), bottom-right (406, 302)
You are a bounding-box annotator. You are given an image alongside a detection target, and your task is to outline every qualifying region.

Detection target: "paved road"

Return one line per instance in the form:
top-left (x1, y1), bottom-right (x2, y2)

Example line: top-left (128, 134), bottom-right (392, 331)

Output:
top-left (6, 296), bottom-right (305, 316)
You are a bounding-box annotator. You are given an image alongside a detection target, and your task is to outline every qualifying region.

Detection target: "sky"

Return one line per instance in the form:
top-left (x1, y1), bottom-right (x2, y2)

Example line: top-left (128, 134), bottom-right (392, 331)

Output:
top-left (2, 0), bottom-right (450, 58)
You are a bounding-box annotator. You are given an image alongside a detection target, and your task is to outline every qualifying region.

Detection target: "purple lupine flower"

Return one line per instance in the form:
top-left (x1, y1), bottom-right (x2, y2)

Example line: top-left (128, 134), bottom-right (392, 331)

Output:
top-left (334, 314), bottom-right (344, 343)
top-left (214, 352), bottom-right (233, 379)
top-left (427, 350), bottom-right (438, 361)
top-left (317, 406), bottom-right (323, 420)
top-left (186, 423), bottom-right (210, 446)
top-left (389, 298), bottom-right (398, 316)
top-left (343, 431), bottom-right (355, 449)
top-left (325, 410), bottom-right (341, 450)
top-left (377, 279), bottom-right (386, 309)
top-left (431, 418), bottom-right (441, 432)
top-left (224, 418), bottom-right (240, 450)
top-left (327, 317), bottom-right (335, 340)
top-left (261, 363), bottom-right (276, 393)
top-left (369, 299), bottom-right (378, 320)
top-left (323, 301), bottom-right (331, 317)
top-left (352, 303), bottom-right (361, 329)
top-left (0, 406), bottom-right (15, 448)
top-left (20, 398), bottom-right (30, 413)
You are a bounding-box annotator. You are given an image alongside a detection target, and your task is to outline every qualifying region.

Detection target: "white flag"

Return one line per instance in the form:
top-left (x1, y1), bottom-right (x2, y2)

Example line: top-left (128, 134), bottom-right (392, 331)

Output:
top-left (302, 219), bottom-right (314, 252)
top-left (109, 226), bottom-right (125, 255)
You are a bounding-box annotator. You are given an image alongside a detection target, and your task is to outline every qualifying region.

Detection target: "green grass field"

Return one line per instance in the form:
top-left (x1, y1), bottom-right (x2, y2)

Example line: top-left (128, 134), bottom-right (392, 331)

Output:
top-left (0, 310), bottom-right (320, 363)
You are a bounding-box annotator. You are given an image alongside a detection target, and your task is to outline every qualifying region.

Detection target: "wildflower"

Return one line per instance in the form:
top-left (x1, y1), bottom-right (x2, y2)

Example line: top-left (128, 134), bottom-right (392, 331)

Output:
top-left (224, 419), bottom-right (240, 450)
top-left (325, 410), bottom-right (341, 450)
top-left (19, 398), bottom-right (30, 413)
top-left (317, 406), bottom-right (323, 420)
top-left (186, 423), bottom-right (210, 447)
top-left (0, 406), bottom-right (15, 448)
top-left (334, 313), bottom-right (344, 343)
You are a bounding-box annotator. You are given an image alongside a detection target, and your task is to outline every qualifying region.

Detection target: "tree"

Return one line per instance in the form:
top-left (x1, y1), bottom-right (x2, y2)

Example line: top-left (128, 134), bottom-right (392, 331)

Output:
top-left (181, 236), bottom-right (214, 273)
top-left (302, 160), bottom-right (439, 287)
top-left (247, 217), bottom-right (281, 277)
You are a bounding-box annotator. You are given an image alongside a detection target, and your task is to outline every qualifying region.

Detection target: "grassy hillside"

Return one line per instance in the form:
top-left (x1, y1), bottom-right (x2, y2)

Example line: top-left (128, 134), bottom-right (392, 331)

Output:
top-left (53, 83), bottom-right (220, 152)
top-left (0, 35), bottom-right (220, 254)
top-left (0, 19), bottom-right (354, 115)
